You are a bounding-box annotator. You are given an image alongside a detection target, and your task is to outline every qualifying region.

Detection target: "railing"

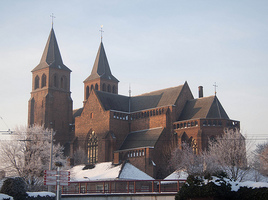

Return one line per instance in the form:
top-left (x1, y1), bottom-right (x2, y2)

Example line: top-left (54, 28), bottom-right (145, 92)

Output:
top-left (61, 179), bottom-right (186, 195)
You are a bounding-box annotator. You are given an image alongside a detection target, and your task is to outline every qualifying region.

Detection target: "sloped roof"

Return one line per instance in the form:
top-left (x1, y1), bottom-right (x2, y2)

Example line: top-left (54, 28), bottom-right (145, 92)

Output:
top-left (178, 95), bottom-right (229, 120)
top-left (130, 85), bottom-right (184, 112)
top-left (84, 42), bottom-right (119, 82)
top-left (32, 28), bottom-right (71, 72)
top-left (94, 84), bottom-right (185, 112)
top-left (119, 127), bottom-right (164, 150)
top-left (69, 162), bottom-right (154, 181)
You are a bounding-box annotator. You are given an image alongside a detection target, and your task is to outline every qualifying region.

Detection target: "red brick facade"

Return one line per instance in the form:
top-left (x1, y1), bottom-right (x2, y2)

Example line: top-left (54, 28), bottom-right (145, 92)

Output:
top-left (29, 28), bottom-right (240, 179)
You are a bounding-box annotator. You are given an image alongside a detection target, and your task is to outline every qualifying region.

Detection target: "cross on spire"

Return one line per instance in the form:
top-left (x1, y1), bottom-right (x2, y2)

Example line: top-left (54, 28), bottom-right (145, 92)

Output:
top-left (99, 25), bottom-right (104, 41)
top-left (213, 82), bottom-right (218, 95)
top-left (50, 13), bottom-right (56, 28)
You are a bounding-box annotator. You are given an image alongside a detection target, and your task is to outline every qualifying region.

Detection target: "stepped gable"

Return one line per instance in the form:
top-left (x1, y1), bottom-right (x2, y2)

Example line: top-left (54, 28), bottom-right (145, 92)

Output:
top-left (119, 127), bottom-right (164, 151)
top-left (84, 42), bottom-right (119, 82)
top-left (179, 95), bottom-right (229, 120)
top-left (32, 28), bottom-right (71, 72)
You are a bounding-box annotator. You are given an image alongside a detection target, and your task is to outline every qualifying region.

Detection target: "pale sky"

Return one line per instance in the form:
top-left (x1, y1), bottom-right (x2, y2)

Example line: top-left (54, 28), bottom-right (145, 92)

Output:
top-left (0, 0), bottom-right (267, 144)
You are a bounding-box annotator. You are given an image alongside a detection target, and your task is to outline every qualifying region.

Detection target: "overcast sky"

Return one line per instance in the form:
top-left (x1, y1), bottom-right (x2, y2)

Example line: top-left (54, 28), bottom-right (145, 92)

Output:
top-left (0, 0), bottom-right (267, 144)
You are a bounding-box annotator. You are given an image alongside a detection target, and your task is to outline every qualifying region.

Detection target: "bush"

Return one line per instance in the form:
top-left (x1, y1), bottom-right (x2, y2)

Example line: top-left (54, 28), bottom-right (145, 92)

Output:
top-left (0, 177), bottom-right (27, 200)
top-left (175, 175), bottom-right (268, 200)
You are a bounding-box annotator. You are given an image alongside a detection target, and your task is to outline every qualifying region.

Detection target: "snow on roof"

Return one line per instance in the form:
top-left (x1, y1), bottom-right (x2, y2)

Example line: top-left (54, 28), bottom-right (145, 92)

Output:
top-left (69, 162), bottom-right (154, 182)
top-left (27, 192), bottom-right (55, 197)
top-left (119, 163), bottom-right (154, 180)
top-left (0, 193), bottom-right (13, 200)
top-left (164, 170), bottom-right (188, 180)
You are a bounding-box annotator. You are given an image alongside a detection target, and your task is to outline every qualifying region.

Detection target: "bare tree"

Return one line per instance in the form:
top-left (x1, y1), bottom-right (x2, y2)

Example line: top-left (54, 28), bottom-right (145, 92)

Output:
top-left (170, 142), bottom-right (204, 176)
top-left (0, 125), bottom-right (68, 191)
top-left (252, 142), bottom-right (268, 177)
top-left (73, 147), bottom-right (87, 165)
top-left (205, 128), bottom-right (248, 181)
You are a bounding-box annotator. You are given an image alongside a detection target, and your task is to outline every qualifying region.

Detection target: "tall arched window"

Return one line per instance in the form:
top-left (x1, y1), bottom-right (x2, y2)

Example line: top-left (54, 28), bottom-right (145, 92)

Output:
top-left (86, 86), bottom-right (90, 99)
top-left (41, 74), bottom-right (46, 88)
top-left (102, 83), bottom-right (106, 92)
top-left (53, 74), bottom-right (58, 87)
top-left (112, 85), bottom-right (116, 94)
top-left (107, 84), bottom-right (111, 92)
top-left (91, 85), bottom-right (94, 91)
top-left (87, 131), bottom-right (98, 164)
top-left (95, 84), bottom-right (98, 90)
top-left (35, 76), bottom-right (40, 89)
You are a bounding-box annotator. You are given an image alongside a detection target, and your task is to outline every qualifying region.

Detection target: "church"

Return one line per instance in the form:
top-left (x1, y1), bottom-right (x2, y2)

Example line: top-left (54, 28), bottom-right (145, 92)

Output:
top-left (28, 27), bottom-right (240, 178)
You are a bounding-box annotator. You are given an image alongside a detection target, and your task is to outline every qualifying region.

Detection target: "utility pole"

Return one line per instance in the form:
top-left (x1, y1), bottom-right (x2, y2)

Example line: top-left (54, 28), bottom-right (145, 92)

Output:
top-left (48, 129), bottom-right (53, 192)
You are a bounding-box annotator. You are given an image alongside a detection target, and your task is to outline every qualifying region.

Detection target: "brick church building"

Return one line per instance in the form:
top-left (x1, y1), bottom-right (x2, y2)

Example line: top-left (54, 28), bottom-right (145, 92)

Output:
top-left (28, 28), bottom-right (240, 178)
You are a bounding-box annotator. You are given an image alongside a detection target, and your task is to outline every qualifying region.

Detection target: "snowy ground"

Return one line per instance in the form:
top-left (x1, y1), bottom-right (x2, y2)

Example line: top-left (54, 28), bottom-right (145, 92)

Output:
top-left (0, 193), bottom-right (13, 200)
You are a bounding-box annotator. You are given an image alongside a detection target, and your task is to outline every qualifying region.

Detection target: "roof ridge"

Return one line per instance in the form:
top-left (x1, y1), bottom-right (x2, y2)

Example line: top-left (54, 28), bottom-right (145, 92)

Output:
top-left (130, 127), bottom-right (163, 134)
top-left (134, 84), bottom-right (184, 97)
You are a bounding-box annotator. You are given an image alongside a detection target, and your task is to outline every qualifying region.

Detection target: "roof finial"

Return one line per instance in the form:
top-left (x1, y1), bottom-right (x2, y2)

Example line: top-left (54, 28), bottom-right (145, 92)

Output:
top-left (99, 25), bottom-right (104, 41)
top-left (50, 13), bottom-right (56, 28)
top-left (213, 82), bottom-right (218, 96)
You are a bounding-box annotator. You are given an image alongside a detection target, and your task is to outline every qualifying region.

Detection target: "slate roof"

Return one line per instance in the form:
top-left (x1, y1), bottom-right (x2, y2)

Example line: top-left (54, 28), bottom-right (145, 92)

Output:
top-left (119, 127), bottom-right (164, 150)
top-left (178, 95), bottom-right (229, 120)
top-left (84, 42), bottom-right (119, 83)
top-left (32, 28), bottom-right (71, 72)
top-left (94, 84), bottom-right (185, 112)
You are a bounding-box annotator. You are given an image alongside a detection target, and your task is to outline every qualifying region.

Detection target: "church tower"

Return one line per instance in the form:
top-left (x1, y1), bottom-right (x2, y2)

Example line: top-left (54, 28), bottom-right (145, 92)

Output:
top-left (83, 42), bottom-right (119, 103)
top-left (28, 28), bottom-right (73, 152)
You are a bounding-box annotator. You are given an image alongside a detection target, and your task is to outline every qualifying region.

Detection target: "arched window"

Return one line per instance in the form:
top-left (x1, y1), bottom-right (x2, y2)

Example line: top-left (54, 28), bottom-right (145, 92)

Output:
top-left (53, 74), bottom-right (58, 87)
top-left (35, 75), bottom-right (40, 89)
top-left (86, 86), bottom-right (90, 99)
top-left (107, 84), bottom-right (111, 92)
top-left (87, 131), bottom-right (98, 164)
top-left (60, 76), bottom-right (67, 89)
top-left (41, 74), bottom-right (46, 88)
top-left (112, 85), bottom-right (116, 93)
top-left (95, 84), bottom-right (98, 90)
top-left (91, 85), bottom-right (94, 91)
top-left (102, 83), bottom-right (106, 92)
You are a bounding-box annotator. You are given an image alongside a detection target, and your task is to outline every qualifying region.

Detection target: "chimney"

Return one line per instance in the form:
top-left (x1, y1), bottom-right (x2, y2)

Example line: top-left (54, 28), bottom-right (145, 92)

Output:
top-left (198, 86), bottom-right (203, 98)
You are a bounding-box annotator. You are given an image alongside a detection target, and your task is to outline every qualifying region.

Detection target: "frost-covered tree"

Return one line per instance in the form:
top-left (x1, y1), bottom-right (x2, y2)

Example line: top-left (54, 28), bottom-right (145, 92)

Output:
top-left (252, 142), bottom-right (268, 177)
top-left (0, 125), bottom-right (67, 191)
top-left (170, 142), bottom-right (204, 176)
top-left (205, 128), bottom-right (248, 181)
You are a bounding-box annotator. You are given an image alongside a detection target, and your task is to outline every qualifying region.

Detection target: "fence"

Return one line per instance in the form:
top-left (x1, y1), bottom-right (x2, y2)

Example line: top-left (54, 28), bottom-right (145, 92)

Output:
top-left (62, 179), bottom-right (186, 194)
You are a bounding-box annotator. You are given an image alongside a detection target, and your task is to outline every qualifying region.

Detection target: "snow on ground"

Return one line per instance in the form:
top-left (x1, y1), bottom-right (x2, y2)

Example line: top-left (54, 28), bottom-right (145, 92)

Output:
top-left (69, 162), bottom-right (154, 181)
top-left (0, 193), bottom-right (13, 200)
top-left (27, 192), bottom-right (55, 197)
top-left (164, 170), bottom-right (268, 190)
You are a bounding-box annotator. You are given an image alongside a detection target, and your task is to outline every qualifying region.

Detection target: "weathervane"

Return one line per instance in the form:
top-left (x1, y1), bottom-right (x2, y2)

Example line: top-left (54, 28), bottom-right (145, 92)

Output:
top-left (213, 82), bottom-right (218, 95)
top-left (99, 25), bottom-right (104, 41)
top-left (50, 13), bottom-right (56, 28)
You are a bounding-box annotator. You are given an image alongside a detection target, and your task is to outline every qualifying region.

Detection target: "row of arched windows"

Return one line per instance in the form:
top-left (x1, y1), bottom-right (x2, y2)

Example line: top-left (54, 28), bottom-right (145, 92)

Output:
top-left (127, 149), bottom-right (145, 158)
top-left (34, 74), bottom-right (68, 90)
top-left (85, 83), bottom-right (117, 99)
top-left (35, 74), bottom-right (47, 89)
top-left (131, 108), bottom-right (165, 120)
top-left (174, 121), bottom-right (199, 129)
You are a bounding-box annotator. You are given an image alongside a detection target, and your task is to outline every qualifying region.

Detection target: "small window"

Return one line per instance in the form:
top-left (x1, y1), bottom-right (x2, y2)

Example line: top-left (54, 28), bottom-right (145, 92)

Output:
top-left (41, 74), bottom-right (46, 88)
top-left (35, 75), bottom-right (40, 89)
top-left (90, 113), bottom-right (93, 119)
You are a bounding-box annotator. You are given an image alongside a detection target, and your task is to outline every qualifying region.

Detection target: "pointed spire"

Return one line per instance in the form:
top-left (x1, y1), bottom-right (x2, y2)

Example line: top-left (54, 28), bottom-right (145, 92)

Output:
top-left (84, 42), bottom-right (118, 82)
top-left (32, 28), bottom-right (71, 72)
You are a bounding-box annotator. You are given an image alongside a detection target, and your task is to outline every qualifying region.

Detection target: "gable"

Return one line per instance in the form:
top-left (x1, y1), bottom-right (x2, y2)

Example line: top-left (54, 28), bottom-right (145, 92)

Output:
top-left (178, 95), bottom-right (229, 120)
